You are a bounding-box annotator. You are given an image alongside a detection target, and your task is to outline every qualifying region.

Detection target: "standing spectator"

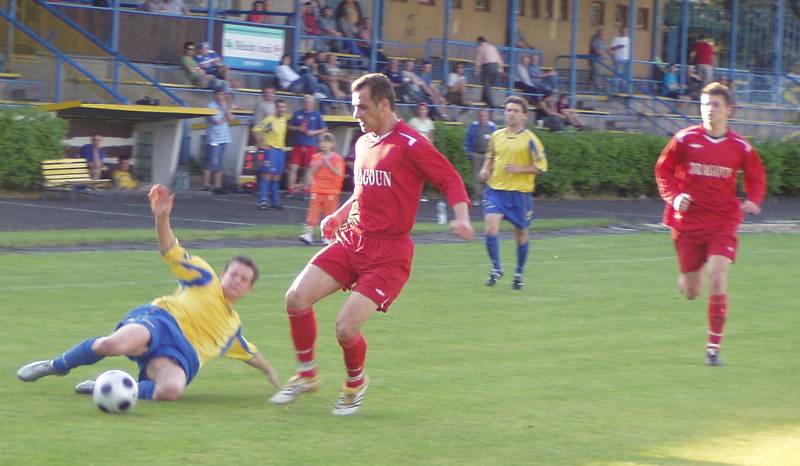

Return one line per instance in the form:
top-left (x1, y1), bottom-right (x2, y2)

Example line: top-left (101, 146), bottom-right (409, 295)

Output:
top-left (479, 96), bottom-right (548, 290)
top-left (317, 6), bottom-right (342, 52)
top-left (335, 0), bottom-right (362, 38)
top-left (252, 100), bottom-right (289, 210)
top-left (528, 54), bottom-right (558, 93)
top-left (253, 85), bottom-right (277, 126)
top-left (408, 102), bottom-right (435, 141)
top-left (690, 38), bottom-right (716, 86)
top-left (609, 27), bottom-right (630, 93)
top-left (654, 82), bottom-right (766, 366)
top-left (80, 133), bottom-right (107, 180)
top-left (287, 95), bottom-right (328, 198)
top-left (446, 62), bottom-right (471, 107)
top-left (246, 1), bottom-right (269, 23)
top-left (464, 109), bottom-right (497, 205)
top-left (195, 42), bottom-right (238, 88)
top-left (588, 28), bottom-right (608, 92)
top-left (204, 89), bottom-right (233, 194)
top-left (474, 36), bottom-right (504, 108)
top-left (299, 132), bottom-right (345, 245)
top-left (301, 2), bottom-right (323, 52)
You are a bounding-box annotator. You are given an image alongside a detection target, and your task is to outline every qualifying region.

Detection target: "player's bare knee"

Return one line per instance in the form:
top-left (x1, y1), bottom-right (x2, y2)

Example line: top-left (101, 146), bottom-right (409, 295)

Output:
top-left (154, 382), bottom-right (184, 401)
top-left (334, 319), bottom-right (358, 343)
top-left (285, 287), bottom-right (311, 310)
top-left (708, 271), bottom-right (727, 295)
top-left (93, 337), bottom-right (125, 356)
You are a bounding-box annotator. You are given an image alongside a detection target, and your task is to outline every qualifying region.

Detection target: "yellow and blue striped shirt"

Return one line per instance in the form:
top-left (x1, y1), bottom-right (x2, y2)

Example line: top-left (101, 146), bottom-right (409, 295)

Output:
top-left (151, 242), bottom-right (257, 366)
top-left (487, 128), bottom-right (547, 193)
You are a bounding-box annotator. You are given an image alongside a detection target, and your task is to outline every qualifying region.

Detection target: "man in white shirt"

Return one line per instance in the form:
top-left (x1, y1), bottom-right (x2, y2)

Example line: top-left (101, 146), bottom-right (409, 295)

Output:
top-left (474, 36), bottom-right (504, 108)
top-left (609, 27), bottom-right (630, 93)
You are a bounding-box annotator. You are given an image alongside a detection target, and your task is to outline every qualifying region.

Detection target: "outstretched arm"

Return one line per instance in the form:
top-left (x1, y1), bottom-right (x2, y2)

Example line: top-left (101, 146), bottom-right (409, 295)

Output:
top-left (321, 191), bottom-right (356, 239)
top-left (244, 352), bottom-right (280, 389)
top-left (149, 184), bottom-right (177, 253)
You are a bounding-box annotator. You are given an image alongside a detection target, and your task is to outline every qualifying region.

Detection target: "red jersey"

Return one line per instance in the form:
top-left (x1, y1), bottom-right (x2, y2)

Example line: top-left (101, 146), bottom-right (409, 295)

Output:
top-left (346, 120), bottom-right (469, 237)
top-left (655, 125), bottom-right (766, 231)
top-left (693, 41), bottom-right (714, 65)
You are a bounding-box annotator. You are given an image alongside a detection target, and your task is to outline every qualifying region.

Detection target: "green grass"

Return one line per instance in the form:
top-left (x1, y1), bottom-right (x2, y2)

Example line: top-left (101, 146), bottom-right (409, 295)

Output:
top-left (0, 218), bottom-right (616, 248)
top-left (1, 232), bottom-right (798, 465)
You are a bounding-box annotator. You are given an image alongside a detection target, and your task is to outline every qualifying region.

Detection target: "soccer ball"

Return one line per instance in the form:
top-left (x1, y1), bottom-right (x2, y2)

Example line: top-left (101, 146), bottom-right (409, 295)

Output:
top-left (92, 370), bottom-right (138, 414)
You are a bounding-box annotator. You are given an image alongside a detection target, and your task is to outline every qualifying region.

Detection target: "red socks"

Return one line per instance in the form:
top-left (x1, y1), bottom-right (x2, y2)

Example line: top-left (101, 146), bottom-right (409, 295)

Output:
top-left (339, 332), bottom-right (367, 388)
top-left (288, 307), bottom-right (317, 377)
top-left (707, 294), bottom-right (728, 349)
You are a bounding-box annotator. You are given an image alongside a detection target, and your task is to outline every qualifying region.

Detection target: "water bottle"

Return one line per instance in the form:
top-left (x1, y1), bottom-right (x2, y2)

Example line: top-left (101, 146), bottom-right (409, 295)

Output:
top-left (436, 200), bottom-right (447, 224)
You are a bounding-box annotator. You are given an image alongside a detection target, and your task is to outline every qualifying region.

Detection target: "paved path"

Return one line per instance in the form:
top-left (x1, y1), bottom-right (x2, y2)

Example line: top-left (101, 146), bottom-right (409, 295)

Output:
top-left (0, 192), bottom-right (798, 232)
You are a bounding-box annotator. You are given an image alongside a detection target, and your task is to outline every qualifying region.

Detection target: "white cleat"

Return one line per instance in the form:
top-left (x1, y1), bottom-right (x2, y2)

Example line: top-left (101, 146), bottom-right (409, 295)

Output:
top-left (298, 233), bottom-right (314, 245)
top-left (17, 360), bottom-right (62, 382)
top-left (269, 374), bottom-right (321, 405)
top-left (74, 379), bottom-right (96, 395)
top-left (331, 376), bottom-right (369, 416)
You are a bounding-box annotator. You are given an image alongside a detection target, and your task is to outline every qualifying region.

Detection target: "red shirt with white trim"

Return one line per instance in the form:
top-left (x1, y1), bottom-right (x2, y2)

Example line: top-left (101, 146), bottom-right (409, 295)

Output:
top-left (346, 120), bottom-right (469, 237)
top-left (655, 125), bottom-right (766, 231)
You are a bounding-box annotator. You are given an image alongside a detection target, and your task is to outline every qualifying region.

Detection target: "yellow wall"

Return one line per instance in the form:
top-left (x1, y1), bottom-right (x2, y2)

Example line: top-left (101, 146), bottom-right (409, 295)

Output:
top-left (382, 0), bottom-right (659, 74)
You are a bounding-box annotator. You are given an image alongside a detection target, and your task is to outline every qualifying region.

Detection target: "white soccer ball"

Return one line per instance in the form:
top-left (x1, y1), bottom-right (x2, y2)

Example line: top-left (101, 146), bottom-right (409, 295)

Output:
top-left (92, 370), bottom-right (138, 414)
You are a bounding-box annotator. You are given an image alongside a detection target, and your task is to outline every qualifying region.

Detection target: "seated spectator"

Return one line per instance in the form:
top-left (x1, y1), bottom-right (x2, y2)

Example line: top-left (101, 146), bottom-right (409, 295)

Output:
top-left (717, 76), bottom-right (737, 103)
top-left (195, 42), bottom-right (238, 88)
top-left (556, 93), bottom-right (588, 129)
top-left (80, 133), bottom-right (107, 180)
top-left (686, 64), bottom-right (704, 100)
top-left (534, 91), bottom-right (565, 131)
top-left (246, 1), bottom-right (269, 23)
top-left (318, 53), bottom-right (350, 102)
top-left (401, 60), bottom-right (451, 120)
top-left (317, 6), bottom-right (342, 52)
top-left (446, 62), bottom-right (471, 107)
top-left (163, 0), bottom-right (189, 14)
top-left (112, 154), bottom-right (140, 190)
top-left (336, 0), bottom-right (362, 38)
top-left (661, 63), bottom-right (685, 99)
top-left (408, 102), bottom-right (435, 141)
top-left (142, 0), bottom-right (167, 12)
top-left (276, 54), bottom-right (329, 98)
top-left (180, 42), bottom-right (231, 94)
top-left (384, 58), bottom-right (404, 93)
top-left (514, 55), bottom-right (540, 101)
top-left (528, 54), bottom-right (558, 92)
top-left (352, 17), bottom-right (386, 62)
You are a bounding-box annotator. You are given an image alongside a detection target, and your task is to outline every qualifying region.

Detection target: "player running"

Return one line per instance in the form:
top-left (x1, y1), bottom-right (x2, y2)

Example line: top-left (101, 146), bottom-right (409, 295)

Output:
top-left (655, 82), bottom-right (766, 366)
top-left (269, 73), bottom-right (474, 415)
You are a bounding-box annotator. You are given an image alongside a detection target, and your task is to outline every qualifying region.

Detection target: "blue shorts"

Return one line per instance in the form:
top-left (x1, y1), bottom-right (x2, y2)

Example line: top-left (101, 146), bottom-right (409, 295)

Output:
top-left (483, 188), bottom-right (534, 229)
top-left (116, 305), bottom-right (200, 385)
top-left (205, 143), bottom-right (227, 172)
top-left (260, 147), bottom-right (286, 175)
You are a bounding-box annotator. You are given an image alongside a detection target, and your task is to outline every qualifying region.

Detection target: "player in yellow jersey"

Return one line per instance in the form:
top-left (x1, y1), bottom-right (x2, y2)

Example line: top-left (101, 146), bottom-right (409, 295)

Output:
top-left (17, 184), bottom-right (280, 401)
top-left (252, 99), bottom-right (289, 210)
top-left (478, 96), bottom-right (547, 290)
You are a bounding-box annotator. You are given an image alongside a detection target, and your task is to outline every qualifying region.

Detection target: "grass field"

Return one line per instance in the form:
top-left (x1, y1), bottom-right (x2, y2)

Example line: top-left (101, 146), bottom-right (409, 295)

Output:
top-left (1, 232), bottom-right (798, 466)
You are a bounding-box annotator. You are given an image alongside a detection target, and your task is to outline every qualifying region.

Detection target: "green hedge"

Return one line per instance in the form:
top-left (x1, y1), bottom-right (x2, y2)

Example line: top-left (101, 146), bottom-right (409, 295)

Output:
top-left (433, 121), bottom-right (800, 197)
top-left (0, 107), bottom-right (68, 190)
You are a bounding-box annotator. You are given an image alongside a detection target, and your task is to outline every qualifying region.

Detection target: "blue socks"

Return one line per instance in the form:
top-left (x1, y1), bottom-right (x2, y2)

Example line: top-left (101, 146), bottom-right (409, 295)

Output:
top-left (138, 380), bottom-right (156, 400)
top-left (516, 242), bottom-right (529, 275)
top-left (270, 180), bottom-right (281, 207)
top-left (485, 235), bottom-right (501, 271)
top-left (52, 337), bottom-right (103, 374)
top-left (258, 176), bottom-right (268, 204)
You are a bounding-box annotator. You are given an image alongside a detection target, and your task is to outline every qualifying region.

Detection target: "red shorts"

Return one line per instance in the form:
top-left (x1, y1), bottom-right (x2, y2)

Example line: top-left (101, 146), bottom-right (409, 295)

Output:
top-left (306, 193), bottom-right (340, 226)
top-left (672, 226), bottom-right (738, 273)
top-left (311, 227), bottom-right (414, 312)
top-left (289, 145), bottom-right (317, 168)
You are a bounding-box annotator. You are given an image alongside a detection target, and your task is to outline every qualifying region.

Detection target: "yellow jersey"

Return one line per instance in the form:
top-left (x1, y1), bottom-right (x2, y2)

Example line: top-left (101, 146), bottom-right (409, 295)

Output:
top-left (252, 114), bottom-right (289, 149)
top-left (487, 128), bottom-right (547, 193)
top-left (151, 242), bottom-right (258, 366)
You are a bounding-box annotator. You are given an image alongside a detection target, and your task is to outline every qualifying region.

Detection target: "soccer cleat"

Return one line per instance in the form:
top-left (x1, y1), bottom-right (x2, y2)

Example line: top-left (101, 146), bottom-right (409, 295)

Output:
top-left (17, 360), bottom-right (64, 382)
top-left (74, 379), bottom-right (95, 395)
top-left (705, 348), bottom-right (723, 366)
top-left (331, 376), bottom-right (369, 416)
top-left (298, 232), bottom-right (314, 245)
top-left (512, 274), bottom-right (524, 290)
top-left (485, 269), bottom-right (504, 287)
top-left (269, 374), bottom-right (321, 405)
top-left (258, 202), bottom-right (268, 210)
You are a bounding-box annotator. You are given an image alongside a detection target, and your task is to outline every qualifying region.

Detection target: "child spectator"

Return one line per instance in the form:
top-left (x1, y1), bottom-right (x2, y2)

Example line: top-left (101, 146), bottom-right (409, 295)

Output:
top-left (408, 102), bottom-right (435, 141)
top-left (299, 132), bottom-right (345, 245)
top-left (111, 155), bottom-right (139, 190)
top-left (252, 100), bottom-right (289, 210)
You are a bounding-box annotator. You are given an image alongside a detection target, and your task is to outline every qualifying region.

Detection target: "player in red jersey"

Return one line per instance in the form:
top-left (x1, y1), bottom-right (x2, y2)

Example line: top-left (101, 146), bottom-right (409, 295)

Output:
top-left (269, 73), bottom-right (474, 415)
top-left (655, 82), bottom-right (766, 366)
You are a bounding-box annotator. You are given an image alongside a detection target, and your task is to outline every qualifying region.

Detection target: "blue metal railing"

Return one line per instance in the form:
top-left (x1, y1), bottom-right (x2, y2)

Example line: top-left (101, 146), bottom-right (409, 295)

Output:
top-left (36, 0), bottom-right (185, 106)
top-left (0, 8), bottom-right (128, 102)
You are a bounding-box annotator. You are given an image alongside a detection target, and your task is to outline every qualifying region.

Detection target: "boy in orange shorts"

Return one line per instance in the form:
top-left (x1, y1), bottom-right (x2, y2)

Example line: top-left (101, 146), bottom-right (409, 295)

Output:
top-left (299, 132), bottom-right (345, 245)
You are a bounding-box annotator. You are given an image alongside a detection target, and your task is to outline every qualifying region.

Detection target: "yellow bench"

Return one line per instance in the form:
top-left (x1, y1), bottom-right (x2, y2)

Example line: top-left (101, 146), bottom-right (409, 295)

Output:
top-left (41, 158), bottom-right (111, 201)
top-left (0, 72), bottom-right (21, 79)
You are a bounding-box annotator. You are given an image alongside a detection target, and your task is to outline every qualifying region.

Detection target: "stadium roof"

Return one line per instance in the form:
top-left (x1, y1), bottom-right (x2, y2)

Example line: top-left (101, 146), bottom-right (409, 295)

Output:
top-left (40, 101), bottom-right (217, 121)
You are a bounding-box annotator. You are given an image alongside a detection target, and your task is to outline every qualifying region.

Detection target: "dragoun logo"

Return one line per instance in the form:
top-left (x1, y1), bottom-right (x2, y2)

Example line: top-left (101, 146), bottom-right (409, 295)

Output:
top-left (688, 162), bottom-right (733, 178)
top-left (354, 169), bottom-right (392, 187)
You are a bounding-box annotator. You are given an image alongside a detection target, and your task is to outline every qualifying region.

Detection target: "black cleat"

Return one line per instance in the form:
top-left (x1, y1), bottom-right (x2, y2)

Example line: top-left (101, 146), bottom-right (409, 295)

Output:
top-left (512, 274), bottom-right (524, 290)
top-left (485, 269), bottom-right (504, 287)
top-left (705, 348), bottom-right (723, 366)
